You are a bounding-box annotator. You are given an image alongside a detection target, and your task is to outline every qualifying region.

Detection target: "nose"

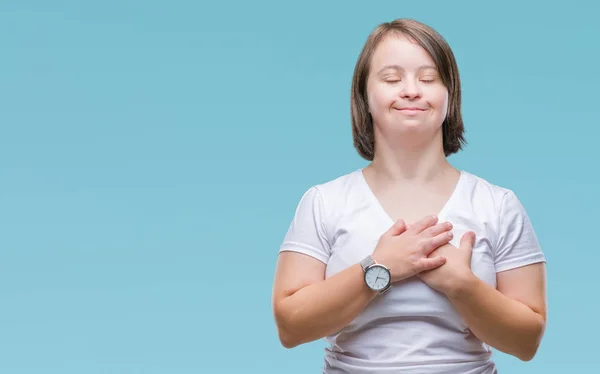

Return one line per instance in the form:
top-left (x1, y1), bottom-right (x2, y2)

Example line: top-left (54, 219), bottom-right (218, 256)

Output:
top-left (400, 80), bottom-right (421, 100)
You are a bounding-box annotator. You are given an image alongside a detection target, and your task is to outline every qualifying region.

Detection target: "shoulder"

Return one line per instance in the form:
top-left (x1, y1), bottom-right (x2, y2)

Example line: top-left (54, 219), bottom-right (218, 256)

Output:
top-left (460, 172), bottom-right (545, 268)
top-left (311, 169), bottom-right (363, 198)
top-left (459, 170), bottom-right (517, 214)
top-left (287, 168), bottom-right (363, 212)
top-left (459, 170), bottom-right (536, 240)
top-left (292, 169), bottom-right (366, 225)
top-left (280, 169), bottom-right (364, 257)
top-left (298, 168), bottom-right (364, 208)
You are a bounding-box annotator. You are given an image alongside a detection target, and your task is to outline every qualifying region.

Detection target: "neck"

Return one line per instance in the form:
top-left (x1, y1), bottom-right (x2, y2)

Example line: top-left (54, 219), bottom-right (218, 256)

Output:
top-left (366, 129), bottom-right (454, 185)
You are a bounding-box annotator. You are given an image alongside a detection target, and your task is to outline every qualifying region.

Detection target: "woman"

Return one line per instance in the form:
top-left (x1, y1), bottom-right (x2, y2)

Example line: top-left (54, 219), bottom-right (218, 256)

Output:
top-left (272, 18), bottom-right (547, 374)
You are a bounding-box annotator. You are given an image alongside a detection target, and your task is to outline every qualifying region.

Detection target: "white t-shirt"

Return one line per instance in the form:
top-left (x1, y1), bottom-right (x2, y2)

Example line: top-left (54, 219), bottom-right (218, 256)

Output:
top-left (279, 169), bottom-right (546, 374)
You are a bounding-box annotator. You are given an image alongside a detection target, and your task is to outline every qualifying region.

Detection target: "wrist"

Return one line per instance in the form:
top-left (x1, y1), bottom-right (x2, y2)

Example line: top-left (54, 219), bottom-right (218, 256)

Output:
top-left (370, 253), bottom-right (405, 283)
top-left (446, 271), bottom-right (478, 299)
top-left (370, 252), bottom-right (386, 266)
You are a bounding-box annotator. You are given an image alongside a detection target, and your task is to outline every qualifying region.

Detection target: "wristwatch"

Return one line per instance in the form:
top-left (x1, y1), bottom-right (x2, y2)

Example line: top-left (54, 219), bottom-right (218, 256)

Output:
top-left (360, 255), bottom-right (392, 295)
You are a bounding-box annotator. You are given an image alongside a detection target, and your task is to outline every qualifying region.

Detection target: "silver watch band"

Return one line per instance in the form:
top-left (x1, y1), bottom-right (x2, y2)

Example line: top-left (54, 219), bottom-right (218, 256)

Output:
top-left (360, 255), bottom-right (376, 271)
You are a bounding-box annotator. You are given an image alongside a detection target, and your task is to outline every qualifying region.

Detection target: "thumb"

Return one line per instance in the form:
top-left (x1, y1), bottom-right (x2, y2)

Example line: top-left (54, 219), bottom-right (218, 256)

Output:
top-left (460, 231), bottom-right (476, 254)
top-left (386, 219), bottom-right (407, 237)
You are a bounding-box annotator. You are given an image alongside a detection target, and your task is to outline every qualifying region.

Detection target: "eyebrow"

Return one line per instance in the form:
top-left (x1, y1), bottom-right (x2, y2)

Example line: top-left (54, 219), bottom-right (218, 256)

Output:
top-left (376, 64), bottom-right (438, 74)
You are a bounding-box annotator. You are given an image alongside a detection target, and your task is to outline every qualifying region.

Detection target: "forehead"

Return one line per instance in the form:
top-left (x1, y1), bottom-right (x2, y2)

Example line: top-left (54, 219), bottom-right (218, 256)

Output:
top-left (370, 34), bottom-right (437, 73)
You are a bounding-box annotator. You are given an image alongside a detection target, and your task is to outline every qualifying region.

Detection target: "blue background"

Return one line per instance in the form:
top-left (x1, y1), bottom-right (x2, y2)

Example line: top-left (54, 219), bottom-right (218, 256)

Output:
top-left (1, 1), bottom-right (598, 372)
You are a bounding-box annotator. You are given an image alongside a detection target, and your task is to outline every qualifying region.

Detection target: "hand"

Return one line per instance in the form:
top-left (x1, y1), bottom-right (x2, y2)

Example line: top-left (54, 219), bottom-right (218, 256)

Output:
top-left (418, 231), bottom-right (476, 296)
top-left (372, 215), bottom-right (454, 283)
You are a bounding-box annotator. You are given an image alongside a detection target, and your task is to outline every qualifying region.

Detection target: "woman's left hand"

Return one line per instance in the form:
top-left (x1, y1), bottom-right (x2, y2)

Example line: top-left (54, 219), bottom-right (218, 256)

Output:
top-left (418, 231), bottom-right (476, 296)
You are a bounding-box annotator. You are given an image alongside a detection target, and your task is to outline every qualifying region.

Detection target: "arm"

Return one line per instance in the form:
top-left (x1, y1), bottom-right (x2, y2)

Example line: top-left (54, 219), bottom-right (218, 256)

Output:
top-left (272, 251), bottom-right (377, 348)
top-left (272, 186), bottom-right (377, 348)
top-left (273, 216), bottom-right (451, 349)
top-left (448, 262), bottom-right (547, 361)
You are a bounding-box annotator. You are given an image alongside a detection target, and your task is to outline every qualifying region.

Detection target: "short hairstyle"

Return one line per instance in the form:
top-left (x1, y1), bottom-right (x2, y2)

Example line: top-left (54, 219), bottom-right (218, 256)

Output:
top-left (350, 19), bottom-right (466, 160)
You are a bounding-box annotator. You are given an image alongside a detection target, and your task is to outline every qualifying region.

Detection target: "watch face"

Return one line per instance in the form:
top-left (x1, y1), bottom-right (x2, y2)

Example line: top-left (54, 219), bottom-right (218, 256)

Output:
top-left (365, 265), bottom-right (390, 291)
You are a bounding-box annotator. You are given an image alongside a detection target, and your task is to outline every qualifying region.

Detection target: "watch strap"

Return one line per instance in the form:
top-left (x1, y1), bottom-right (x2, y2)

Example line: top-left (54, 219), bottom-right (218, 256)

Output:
top-left (360, 255), bottom-right (376, 272)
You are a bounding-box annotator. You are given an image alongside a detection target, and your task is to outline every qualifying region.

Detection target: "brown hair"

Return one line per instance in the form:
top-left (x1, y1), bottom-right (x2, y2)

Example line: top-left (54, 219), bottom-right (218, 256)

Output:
top-left (351, 19), bottom-right (466, 160)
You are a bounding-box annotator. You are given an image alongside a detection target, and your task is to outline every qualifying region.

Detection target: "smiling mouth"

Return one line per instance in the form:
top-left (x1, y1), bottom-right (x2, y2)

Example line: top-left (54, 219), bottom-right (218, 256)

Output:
top-left (395, 107), bottom-right (426, 111)
top-left (394, 107), bottom-right (427, 115)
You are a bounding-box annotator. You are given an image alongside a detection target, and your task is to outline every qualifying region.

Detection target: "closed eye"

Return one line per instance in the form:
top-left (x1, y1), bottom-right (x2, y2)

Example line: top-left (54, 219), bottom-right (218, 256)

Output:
top-left (420, 76), bottom-right (437, 83)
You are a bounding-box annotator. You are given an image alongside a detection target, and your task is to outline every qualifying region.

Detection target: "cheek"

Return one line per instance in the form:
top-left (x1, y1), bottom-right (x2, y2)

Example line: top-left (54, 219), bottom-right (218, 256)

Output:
top-left (440, 95), bottom-right (449, 119)
top-left (426, 87), bottom-right (449, 116)
top-left (367, 86), bottom-right (395, 114)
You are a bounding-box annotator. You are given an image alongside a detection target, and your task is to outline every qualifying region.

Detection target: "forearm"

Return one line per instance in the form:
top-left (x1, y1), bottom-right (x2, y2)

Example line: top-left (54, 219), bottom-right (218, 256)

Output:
top-left (448, 275), bottom-right (546, 361)
top-left (275, 264), bottom-right (376, 348)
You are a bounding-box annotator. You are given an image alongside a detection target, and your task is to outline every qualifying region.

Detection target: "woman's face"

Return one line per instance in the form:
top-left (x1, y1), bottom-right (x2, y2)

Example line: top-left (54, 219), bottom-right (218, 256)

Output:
top-left (367, 34), bottom-right (449, 141)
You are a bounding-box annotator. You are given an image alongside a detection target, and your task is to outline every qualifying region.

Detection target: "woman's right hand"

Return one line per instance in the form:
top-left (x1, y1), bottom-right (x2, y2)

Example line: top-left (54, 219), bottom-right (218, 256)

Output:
top-left (372, 215), bottom-right (453, 283)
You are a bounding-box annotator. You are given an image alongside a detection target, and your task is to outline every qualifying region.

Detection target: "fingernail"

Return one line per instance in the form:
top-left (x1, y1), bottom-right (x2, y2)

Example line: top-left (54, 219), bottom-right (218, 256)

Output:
top-left (447, 232), bottom-right (453, 238)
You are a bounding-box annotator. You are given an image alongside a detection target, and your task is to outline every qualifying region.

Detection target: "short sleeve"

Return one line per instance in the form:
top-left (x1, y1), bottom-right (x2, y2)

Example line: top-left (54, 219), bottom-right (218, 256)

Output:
top-left (279, 187), bottom-right (331, 264)
top-left (494, 190), bottom-right (546, 272)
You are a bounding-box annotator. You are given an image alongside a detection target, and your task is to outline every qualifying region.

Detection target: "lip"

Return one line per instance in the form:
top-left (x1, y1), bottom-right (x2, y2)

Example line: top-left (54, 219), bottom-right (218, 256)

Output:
top-left (396, 107), bottom-right (426, 111)
top-left (394, 107), bottom-right (427, 115)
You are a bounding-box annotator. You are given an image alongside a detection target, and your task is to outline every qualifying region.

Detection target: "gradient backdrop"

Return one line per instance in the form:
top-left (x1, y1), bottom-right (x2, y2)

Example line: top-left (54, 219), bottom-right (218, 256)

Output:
top-left (1, 1), bottom-right (598, 373)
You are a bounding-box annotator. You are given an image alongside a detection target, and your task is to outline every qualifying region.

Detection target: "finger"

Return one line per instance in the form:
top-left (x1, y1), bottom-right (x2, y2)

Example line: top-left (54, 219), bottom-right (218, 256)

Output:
top-left (420, 231), bottom-right (453, 255)
top-left (459, 231), bottom-right (475, 248)
top-left (418, 256), bottom-right (447, 272)
top-left (460, 231), bottom-right (476, 253)
top-left (459, 232), bottom-right (475, 264)
top-left (421, 221), bottom-right (453, 238)
top-left (408, 215), bottom-right (438, 234)
top-left (385, 219), bottom-right (407, 237)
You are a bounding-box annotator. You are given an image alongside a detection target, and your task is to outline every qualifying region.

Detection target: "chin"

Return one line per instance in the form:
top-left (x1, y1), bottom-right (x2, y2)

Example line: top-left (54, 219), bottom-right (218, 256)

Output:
top-left (393, 120), bottom-right (431, 132)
